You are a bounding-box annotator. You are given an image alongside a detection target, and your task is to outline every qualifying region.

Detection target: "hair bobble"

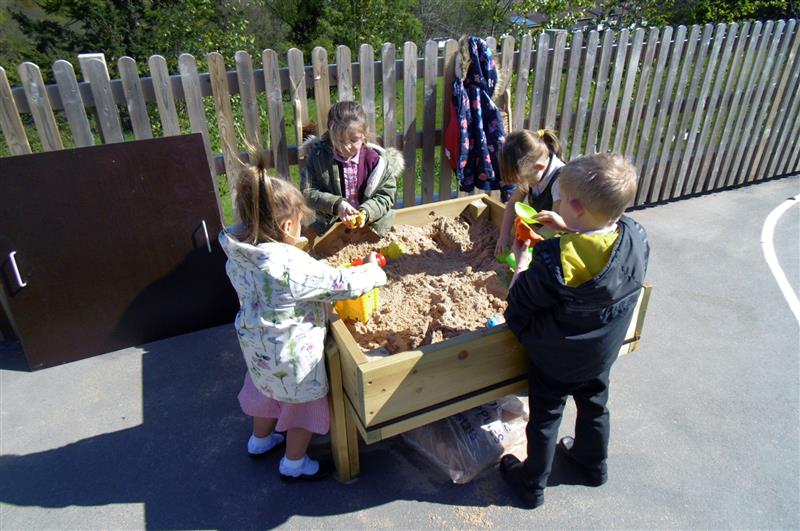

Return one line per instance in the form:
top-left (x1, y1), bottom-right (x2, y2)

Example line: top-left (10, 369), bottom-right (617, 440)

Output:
top-left (536, 129), bottom-right (545, 138)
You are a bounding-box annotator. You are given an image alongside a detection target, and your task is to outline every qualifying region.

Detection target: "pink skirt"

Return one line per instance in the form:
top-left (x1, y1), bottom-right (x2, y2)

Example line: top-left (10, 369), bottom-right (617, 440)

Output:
top-left (237, 373), bottom-right (330, 434)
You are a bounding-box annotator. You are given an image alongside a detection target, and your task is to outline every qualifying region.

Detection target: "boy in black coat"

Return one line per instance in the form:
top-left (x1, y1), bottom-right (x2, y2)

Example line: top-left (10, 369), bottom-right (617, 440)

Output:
top-left (500, 153), bottom-right (650, 509)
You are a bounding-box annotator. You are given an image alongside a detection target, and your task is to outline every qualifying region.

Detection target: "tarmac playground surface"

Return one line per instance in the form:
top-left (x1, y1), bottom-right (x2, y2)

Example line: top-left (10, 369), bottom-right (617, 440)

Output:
top-left (1, 175), bottom-right (798, 529)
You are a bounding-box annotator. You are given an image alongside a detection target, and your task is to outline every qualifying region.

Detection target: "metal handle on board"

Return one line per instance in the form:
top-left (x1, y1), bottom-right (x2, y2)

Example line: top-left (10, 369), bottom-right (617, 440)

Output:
top-left (201, 220), bottom-right (212, 254)
top-left (9, 251), bottom-right (27, 288)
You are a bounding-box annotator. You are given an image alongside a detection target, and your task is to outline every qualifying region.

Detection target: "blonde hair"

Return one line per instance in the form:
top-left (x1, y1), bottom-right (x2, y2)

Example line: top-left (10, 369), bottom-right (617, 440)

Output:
top-left (235, 146), bottom-right (314, 245)
top-left (559, 153), bottom-right (638, 223)
top-left (499, 129), bottom-right (563, 186)
top-left (325, 101), bottom-right (370, 153)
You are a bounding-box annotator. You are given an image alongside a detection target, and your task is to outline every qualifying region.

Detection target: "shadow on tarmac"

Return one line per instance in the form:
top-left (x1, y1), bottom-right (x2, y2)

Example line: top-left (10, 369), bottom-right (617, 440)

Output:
top-left (0, 325), bottom-right (594, 528)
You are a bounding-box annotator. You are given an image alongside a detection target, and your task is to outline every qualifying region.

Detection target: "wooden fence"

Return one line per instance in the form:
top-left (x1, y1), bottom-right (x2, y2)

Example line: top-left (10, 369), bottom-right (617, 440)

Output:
top-left (1, 19), bottom-right (798, 214)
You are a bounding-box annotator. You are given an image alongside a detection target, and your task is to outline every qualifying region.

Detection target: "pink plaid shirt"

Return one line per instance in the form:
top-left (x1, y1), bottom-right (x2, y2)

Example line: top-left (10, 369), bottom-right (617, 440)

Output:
top-left (333, 148), bottom-right (361, 207)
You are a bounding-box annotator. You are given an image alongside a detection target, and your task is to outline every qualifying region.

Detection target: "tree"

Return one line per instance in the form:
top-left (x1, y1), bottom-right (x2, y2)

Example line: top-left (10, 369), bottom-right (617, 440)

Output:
top-left (600, 0), bottom-right (793, 27)
top-left (258, 0), bottom-right (326, 57)
top-left (682, 0), bottom-right (791, 23)
top-left (317, 0), bottom-right (424, 53)
top-left (9, 0), bottom-right (260, 81)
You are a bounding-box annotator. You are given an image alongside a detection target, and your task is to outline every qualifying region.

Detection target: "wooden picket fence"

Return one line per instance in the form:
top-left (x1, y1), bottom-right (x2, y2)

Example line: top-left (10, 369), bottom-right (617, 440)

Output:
top-left (1, 19), bottom-right (798, 213)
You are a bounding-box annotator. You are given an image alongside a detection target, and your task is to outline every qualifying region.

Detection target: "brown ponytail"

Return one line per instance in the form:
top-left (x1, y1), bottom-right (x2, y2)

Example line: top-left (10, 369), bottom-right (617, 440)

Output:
top-left (537, 129), bottom-right (563, 159)
top-left (236, 144), bottom-right (314, 244)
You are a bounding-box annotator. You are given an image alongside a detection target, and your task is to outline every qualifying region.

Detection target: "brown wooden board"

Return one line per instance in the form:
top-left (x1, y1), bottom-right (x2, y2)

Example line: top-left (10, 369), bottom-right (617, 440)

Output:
top-left (0, 134), bottom-right (238, 369)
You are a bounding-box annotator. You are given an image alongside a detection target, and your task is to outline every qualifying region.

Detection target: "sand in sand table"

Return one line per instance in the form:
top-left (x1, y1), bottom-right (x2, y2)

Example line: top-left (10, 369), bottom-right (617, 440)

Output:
top-left (314, 214), bottom-right (509, 356)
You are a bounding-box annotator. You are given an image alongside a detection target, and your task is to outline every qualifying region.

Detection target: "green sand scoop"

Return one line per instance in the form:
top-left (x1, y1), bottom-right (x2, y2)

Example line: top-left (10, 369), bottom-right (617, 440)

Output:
top-left (514, 202), bottom-right (539, 224)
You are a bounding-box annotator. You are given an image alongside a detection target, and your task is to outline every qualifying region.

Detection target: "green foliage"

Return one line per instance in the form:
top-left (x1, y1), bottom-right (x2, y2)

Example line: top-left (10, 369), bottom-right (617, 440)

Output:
top-left (683, 0), bottom-right (791, 23)
top-left (144, 1), bottom-right (257, 64)
top-left (597, 0), bottom-right (675, 28)
top-left (318, 0), bottom-right (424, 52)
top-left (517, 0), bottom-right (597, 30)
top-left (258, 0), bottom-right (326, 57)
top-left (599, 0), bottom-right (793, 27)
top-left (7, 0), bottom-right (259, 83)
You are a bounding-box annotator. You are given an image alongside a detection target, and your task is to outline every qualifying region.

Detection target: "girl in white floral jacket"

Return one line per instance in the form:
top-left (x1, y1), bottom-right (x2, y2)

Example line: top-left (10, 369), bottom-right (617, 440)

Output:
top-left (220, 149), bottom-right (386, 481)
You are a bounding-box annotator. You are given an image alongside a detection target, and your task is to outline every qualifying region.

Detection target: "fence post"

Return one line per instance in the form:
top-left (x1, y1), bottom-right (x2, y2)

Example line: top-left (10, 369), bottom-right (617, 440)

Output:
top-left (78, 53), bottom-right (124, 144)
top-left (208, 51), bottom-right (240, 214)
top-left (0, 66), bottom-right (31, 155)
top-left (149, 55), bottom-right (181, 137)
top-left (421, 40), bottom-right (438, 204)
top-left (728, 21), bottom-right (782, 186)
top-left (613, 28), bottom-right (645, 154)
top-left (653, 25), bottom-right (701, 201)
top-left (572, 30), bottom-right (600, 161)
top-left (641, 25), bottom-right (687, 203)
top-left (721, 21), bottom-right (774, 187)
top-left (765, 36), bottom-right (800, 176)
top-left (312, 47), bottom-right (331, 134)
top-left (690, 23), bottom-right (740, 194)
top-left (669, 24), bottom-right (716, 198)
top-left (599, 28), bottom-right (629, 153)
top-left (529, 31), bottom-right (550, 131)
top-left (708, 22), bottom-right (762, 190)
top-left (633, 26), bottom-right (673, 202)
top-left (287, 48), bottom-right (309, 154)
top-left (359, 44), bottom-right (377, 138)
top-left (585, 29), bottom-right (614, 156)
top-left (235, 50), bottom-right (264, 150)
top-left (336, 45), bottom-right (353, 102)
top-left (670, 24), bottom-right (725, 197)
top-left (403, 41), bottom-right (418, 207)
top-left (439, 39), bottom-right (458, 201)
top-left (53, 59), bottom-right (95, 147)
top-left (560, 31), bottom-right (583, 155)
top-left (18, 62), bottom-right (64, 151)
top-left (118, 56), bottom-right (153, 140)
top-left (512, 34), bottom-right (533, 132)
top-left (545, 30), bottom-right (567, 131)
top-left (263, 49), bottom-right (289, 179)
top-left (750, 20), bottom-right (800, 182)
top-left (382, 43), bottom-right (397, 148)
top-left (624, 27), bottom-right (659, 161)
top-left (179, 53), bottom-right (215, 176)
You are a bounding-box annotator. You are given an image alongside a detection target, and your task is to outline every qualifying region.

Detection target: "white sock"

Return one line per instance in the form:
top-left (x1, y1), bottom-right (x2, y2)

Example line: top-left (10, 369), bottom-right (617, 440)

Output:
top-left (247, 432), bottom-right (285, 455)
top-left (280, 455), bottom-right (319, 476)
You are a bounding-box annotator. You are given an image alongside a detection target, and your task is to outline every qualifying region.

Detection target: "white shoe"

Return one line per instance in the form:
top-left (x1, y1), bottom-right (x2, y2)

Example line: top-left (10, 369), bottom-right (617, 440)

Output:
top-left (247, 433), bottom-right (285, 457)
top-left (279, 455), bottom-right (330, 481)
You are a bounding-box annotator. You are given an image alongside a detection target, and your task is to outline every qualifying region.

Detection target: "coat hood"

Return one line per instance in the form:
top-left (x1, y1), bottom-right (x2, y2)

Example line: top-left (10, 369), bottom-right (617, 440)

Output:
top-left (219, 227), bottom-right (300, 271)
top-left (300, 135), bottom-right (404, 179)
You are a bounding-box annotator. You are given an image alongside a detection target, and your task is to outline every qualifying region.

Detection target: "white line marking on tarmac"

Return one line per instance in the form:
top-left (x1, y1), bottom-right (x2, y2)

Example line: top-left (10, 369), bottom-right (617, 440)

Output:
top-left (761, 194), bottom-right (800, 325)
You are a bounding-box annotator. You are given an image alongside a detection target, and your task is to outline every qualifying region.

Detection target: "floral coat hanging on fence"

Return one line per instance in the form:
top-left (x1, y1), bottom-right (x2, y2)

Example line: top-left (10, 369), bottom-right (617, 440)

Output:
top-left (451, 37), bottom-right (509, 200)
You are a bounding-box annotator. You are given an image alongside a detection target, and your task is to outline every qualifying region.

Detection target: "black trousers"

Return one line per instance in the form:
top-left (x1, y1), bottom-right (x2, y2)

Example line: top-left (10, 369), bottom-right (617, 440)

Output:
top-left (523, 366), bottom-right (611, 491)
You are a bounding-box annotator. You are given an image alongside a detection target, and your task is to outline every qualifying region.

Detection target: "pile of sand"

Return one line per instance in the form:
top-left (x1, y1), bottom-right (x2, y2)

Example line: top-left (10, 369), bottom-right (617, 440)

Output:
top-left (314, 213), bottom-right (508, 355)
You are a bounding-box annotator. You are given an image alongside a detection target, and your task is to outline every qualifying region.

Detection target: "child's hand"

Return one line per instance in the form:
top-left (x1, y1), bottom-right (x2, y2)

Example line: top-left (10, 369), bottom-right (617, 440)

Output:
top-left (365, 251), bottom-right (379, 265)
top-left (535, 210), bottom-right (569, 232)
top-left (494, 232), bottom-right (510, 256)
top-left (337, 201), bottom-right (359, 222)
top-left (512, 238), bottom-right (532, 272)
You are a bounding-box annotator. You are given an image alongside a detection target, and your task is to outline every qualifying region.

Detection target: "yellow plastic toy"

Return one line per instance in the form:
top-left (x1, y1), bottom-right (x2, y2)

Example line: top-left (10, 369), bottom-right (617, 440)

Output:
top-left (333, 254), bottom-right (384, 324)
top-left (379, 241), bottom-right (405, 260)
top-left (334, 287), bottom-right (380, 324)
top-left (344, 211), bottom-right (366, 229)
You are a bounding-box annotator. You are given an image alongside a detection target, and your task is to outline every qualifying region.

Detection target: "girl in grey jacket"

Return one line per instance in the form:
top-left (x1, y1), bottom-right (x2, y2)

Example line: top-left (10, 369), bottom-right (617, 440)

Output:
top-left (301, 101), bottom-right (403, 237)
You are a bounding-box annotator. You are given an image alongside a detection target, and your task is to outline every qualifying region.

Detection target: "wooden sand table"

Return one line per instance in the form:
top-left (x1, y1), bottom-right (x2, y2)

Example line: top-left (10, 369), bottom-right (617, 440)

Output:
top-left (315, 214), bottom-right (509, 355)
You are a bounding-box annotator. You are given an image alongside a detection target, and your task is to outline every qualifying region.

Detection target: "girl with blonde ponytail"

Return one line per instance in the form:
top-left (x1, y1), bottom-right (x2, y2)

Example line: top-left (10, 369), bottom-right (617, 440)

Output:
top-left (219, 147), bottom-right (387, 481)
top-left (495, 129), bottom-right (566, 256)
